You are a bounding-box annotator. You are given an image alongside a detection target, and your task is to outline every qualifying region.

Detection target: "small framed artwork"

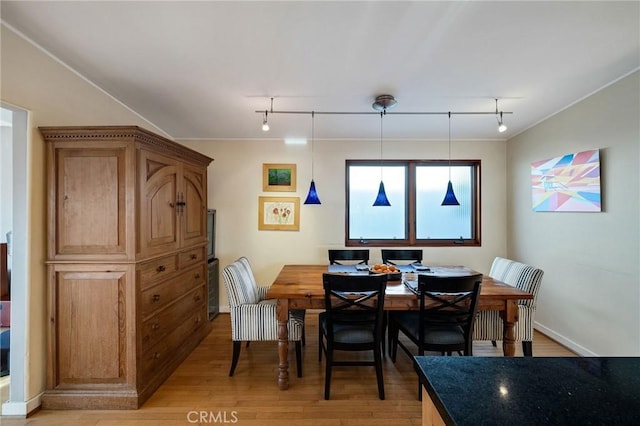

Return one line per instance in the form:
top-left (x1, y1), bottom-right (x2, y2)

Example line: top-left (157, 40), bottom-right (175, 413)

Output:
top-left (263, 163), bottom-right (296, 192)
top-left (258, 196), bottom-right (300, 231)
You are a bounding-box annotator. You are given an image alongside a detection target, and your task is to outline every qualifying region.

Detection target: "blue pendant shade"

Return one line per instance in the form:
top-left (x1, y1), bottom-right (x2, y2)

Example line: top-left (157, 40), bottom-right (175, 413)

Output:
top-left (373, 181), bottom-right (391, 206)
top-left (304, 111), bottom-right (321, 205)
top-left (441, 112), bottom-right (460, 206)
top-left (304, 180), bottom-right (321, 205)
top-left (441, 180), bottom-right (460, 206)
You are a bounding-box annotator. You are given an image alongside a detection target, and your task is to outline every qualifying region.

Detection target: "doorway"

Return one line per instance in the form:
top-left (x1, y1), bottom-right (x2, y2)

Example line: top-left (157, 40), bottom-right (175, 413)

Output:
top-left (0, 104), bottom-right (28, 415)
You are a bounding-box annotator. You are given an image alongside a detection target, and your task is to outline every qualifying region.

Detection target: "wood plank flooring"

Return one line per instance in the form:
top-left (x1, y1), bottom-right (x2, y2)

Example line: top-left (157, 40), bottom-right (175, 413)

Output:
top-left (2, 313), bottom-right (575, 425)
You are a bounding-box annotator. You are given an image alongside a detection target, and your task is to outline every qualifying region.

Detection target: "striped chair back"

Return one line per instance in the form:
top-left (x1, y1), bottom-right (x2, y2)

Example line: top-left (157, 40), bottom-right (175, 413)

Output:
top-left (489, 257), bottom-right (544, 307)
top-left (222, 257), bottom-right (260, 307)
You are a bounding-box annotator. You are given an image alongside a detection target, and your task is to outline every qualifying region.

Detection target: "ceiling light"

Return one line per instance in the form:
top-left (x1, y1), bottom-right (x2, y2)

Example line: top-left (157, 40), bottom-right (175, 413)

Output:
top-left (496, 99), bottom-right (507, 133)
top-left (262, 111), bottom-right (270, 132)
top-left (497, 113), bottom-right (507, 133)
top-left (441, 112), bottom-right (460, 206)
top-left (304, 111), bottom-right (321, 205)
top-left (372, 94), bottom-right (397, 112)
top-left (373, 110), bottom-right (391, 206)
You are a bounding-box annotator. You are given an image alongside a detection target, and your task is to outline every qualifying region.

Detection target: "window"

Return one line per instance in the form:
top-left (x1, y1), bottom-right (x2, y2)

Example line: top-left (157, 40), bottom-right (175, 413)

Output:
top-left (346, 160), bottom-right (480, 247)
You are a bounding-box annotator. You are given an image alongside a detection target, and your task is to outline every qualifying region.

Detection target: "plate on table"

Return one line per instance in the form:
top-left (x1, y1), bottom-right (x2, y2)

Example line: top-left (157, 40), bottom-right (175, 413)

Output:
top-left (369, 264), bottom-right (402, 281)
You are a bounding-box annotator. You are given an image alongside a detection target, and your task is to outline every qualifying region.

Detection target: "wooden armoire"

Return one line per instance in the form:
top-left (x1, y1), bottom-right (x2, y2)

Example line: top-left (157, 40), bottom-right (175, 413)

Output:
top-left (41, 126), bottom-right (213, 409)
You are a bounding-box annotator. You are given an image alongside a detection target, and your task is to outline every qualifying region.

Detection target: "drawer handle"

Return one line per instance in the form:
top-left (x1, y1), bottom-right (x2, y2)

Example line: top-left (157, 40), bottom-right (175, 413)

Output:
top-left (195, 273), bottom-right (201, 279)
top-left (152, 294), bottom-right (161, 302)
top-left (153, 352), bottom-right (161, 359)
top-left (190, 254), bottom-right (197, 260)
top-left (195, 315), bottom-right (201, 324)
top-left (151, 323), bottom-right (160, 330)
top-left (156, 265), bottom-right (166, 273)
top-left (194, 295), bottom-right (201, 302)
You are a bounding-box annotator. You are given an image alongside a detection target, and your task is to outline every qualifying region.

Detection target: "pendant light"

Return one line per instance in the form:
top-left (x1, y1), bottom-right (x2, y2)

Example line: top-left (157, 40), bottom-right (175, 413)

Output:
top-left (373, 110), bottom-right (391, 206)
top-left (304, 111), bottom-right (321, 204)
top-left (441, 112), bottom-right (460, 206)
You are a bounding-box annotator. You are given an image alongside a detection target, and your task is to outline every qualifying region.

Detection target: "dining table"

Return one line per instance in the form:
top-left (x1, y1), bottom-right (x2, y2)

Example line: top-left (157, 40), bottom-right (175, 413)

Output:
top-left (267, 264), bottom-right (534, 390)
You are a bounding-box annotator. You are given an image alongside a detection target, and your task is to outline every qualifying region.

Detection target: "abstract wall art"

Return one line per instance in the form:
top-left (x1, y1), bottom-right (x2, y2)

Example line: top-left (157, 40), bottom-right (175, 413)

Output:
top-left (531, 149), bottom-right (601, 212)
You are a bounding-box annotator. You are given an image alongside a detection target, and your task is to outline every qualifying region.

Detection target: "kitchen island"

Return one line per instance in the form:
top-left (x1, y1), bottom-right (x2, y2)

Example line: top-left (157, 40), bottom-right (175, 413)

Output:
top-left (414, 357), bottom-right (640, 425)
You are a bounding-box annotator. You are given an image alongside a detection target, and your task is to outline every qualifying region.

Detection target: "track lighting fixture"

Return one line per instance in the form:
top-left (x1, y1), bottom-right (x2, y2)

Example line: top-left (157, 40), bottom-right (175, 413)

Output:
top-left (496, 99), bottom-right (507, 133)
top-left (256, 96), bottom-right (512, 133)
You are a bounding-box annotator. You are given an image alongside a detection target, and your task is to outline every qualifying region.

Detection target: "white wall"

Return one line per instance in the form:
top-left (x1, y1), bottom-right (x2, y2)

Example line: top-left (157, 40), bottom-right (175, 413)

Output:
top-left (506, 71), bottom-right (640, 356)
top-left (182, 137), bottom-right (508, 310)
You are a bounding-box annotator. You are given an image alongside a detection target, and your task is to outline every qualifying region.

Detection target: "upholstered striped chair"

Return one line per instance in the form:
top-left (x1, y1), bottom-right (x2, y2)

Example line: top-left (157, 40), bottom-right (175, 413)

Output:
top-left (473, 257), bottom-right (544, 356)
top-left (222, 257), bottom-right (304, 376)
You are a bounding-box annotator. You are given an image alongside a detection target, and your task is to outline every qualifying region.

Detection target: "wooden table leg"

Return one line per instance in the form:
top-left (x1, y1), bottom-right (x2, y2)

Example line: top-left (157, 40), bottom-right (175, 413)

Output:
top-left (501, 300), bottom-right (519, 356)
top-left (276, 298), bottom-right (290, 390)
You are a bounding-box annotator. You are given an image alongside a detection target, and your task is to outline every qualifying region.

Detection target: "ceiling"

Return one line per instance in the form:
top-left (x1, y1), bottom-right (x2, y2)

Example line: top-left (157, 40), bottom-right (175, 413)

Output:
top-left (2, 1), bottom-right (639, 141)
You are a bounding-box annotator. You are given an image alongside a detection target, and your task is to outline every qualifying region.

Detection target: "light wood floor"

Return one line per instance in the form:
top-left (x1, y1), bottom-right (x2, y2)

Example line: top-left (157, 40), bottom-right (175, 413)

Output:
top-left (2, 313), bottom-right (575, 425)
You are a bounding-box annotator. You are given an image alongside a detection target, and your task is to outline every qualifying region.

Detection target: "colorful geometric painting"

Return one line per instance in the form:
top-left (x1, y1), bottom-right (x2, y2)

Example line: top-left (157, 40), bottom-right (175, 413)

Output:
top-left (531, 149), bottom-right (601, 212)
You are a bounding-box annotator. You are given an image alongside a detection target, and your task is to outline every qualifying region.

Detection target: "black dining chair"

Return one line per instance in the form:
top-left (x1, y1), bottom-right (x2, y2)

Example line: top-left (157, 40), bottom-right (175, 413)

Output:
top-left (318, 273), bottom-right (387, 400)
top-left (381, 249), bottom-right (423, 265)
top-left (328, 249), bottom-right (370, 265)
top-left (388, 273), bottom-right (482, 399)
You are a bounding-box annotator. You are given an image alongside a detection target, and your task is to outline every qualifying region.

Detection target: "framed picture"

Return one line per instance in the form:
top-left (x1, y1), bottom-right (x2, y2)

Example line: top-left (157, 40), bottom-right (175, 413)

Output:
top-left (258, 196), bottom-right (300, 231)
top-left (263, 163), bottom-right (296, 192)
top-left (531, 149), bottom-right (601, 212)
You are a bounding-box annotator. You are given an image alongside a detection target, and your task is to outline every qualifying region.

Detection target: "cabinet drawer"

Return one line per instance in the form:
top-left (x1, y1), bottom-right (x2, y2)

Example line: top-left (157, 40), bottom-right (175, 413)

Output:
top-left (139, 254), bottom-right (178, 287)
top-left (140, 264), bottom-right (205, 318)
top-left (179, 247), bottom-right (205, 269)
top-left (141, 308), bottom-right (206, 381)
top-left (141, 285), bottom-right (206, 350)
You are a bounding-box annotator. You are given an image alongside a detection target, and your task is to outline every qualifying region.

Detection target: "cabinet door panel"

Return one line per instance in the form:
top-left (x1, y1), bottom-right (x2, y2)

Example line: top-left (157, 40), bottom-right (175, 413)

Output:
top-left (139, 151), bottom-right (180, 257)
top-left (182, 165), bottom-right (207, 247)
top-left (53, 269), bottom-right (128, 386)
top-left (55, 148), bottom-right (127, 258)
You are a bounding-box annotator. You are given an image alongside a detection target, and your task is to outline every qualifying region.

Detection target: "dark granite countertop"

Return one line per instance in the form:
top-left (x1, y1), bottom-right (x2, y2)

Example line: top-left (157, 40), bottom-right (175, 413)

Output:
top-left (414, 357), bottom-right (640, 425)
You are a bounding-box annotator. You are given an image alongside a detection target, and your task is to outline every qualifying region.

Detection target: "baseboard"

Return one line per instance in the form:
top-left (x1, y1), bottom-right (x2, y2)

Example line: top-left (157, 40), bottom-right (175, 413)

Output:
top-left (1, 392), bottom-right (42, 416)
top-left (534, 321), bottom-right (598, 357)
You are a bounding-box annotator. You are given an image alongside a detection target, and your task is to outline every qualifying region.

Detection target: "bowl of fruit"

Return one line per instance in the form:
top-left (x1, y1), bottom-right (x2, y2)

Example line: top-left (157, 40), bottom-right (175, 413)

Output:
top-left (369, 264), bottom-right (402, 281)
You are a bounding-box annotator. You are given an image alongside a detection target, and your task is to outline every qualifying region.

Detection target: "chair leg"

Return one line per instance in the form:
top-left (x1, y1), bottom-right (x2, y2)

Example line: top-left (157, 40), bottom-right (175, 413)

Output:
top-left (522, 340), bottom-right (533, 357)
top-left (302, 324), bottom-right (306, 346)
top-left (295, 341), bottom-right (303, 377)
top-left (491, 340), bottom-right (497, 347)
top-left (246, 341), bottom-right (251, 348)
top-left (324, 349), bottom-right (332, 400)
top-left (381, 312), bottom-right (387, 357)
top-left (318, 325), bottom-right (323, 362)
top-left (374, 345), bottom-right (385, 400)
top-left (229, 341), bottom-right (242, 377)
top-left (389, 322), bottom-right (399, 362)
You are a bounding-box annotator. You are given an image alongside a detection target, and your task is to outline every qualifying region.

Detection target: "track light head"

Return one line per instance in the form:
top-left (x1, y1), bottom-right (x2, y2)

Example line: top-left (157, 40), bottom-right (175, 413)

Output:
top-left (262, 111), bottom-right (269, 132)
top-left (495, 100), bottom-right (507, 133)
top-left (497, 111), bottom-right (507, 133)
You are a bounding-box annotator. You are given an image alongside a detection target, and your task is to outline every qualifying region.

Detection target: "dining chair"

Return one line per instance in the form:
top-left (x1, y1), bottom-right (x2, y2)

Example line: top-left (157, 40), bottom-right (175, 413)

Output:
top-left (328, 249), bottom-right (370, 265)
top-left (222, 256), bottom-right (304, 377)
top-left (389, 273), bottom-right (482, 398)
top-left (473, 257), bottom-right (544, 356)
top-left (380, 249), bottom-right (423, 265)
top-left (318, 273), bottom-right (387, 400)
